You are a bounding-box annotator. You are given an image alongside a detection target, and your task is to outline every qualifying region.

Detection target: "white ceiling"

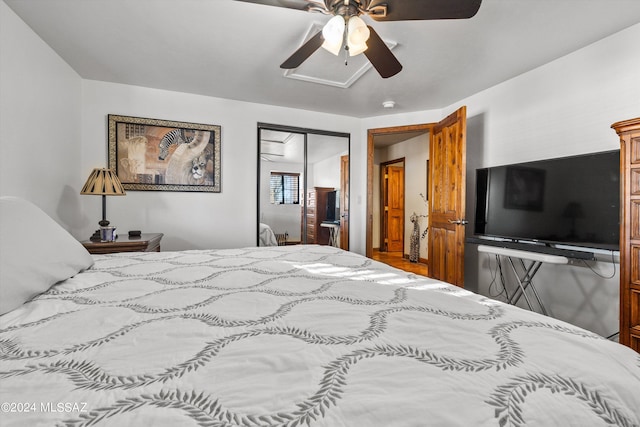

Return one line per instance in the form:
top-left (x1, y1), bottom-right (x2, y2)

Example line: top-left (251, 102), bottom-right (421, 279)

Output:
top-left (5, 0), bottom-right (640, 118)
top-left (260, 130), bottom-right (349, 163)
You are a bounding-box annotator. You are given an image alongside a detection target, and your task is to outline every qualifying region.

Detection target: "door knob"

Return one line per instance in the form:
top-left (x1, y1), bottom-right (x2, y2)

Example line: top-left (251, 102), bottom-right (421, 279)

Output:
top-left (448, 219), bottom-right (468, 225)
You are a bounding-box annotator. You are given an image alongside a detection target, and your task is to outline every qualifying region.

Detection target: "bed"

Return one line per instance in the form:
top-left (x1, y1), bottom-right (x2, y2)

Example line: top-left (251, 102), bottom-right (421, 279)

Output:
top-left (1, 197), bottom-right (639, 426)
top-left (259, 222), bottom-right (278, 247)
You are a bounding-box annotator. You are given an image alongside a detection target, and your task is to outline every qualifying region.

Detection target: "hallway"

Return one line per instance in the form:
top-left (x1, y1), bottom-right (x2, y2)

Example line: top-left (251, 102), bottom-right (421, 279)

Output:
top-left (371, 249), bottom-right (428, 276)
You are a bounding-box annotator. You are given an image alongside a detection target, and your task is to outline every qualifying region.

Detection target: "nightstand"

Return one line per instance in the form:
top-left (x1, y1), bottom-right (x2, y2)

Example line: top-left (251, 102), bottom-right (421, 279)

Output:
top-left (81, 233), bottom-right (163, 255)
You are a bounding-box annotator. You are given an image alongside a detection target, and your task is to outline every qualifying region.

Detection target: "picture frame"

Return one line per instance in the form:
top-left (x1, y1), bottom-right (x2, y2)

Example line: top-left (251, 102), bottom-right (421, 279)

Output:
top-left (504, 166), bottom-right (545, 211)
top-left (108, 114), bottom-right (221, 192)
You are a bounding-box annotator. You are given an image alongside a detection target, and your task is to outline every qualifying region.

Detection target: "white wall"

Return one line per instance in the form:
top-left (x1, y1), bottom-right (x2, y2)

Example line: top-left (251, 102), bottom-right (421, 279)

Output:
top-left (313, 152), bottom-right (345, 190)
top-left (80, 80), bottom-right (362, 251)
top-left (0, 2), bottom-right (83, 232)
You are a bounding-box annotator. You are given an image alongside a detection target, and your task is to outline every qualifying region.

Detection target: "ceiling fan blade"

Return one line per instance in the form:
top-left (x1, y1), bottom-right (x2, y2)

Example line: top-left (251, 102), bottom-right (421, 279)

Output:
top-left (234, 0), bottom-right (314, 12)
top-left (363, 26), bottom-right (402, 78)
top-left (367, 0), bottom-right (482, 21)
top-left (280, 30), bottom-right (324, 69)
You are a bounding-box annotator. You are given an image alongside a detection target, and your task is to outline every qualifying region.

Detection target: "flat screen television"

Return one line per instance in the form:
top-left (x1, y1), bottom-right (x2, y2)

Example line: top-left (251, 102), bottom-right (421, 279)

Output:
top-left (325, 190), bottom-right (340, 222)
top-left (474, 150), bottom-right (620, 251)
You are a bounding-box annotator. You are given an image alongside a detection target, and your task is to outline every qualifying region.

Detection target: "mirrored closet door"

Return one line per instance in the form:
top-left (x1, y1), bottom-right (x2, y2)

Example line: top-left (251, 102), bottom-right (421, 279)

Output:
top-left (257, 123), bottom-right (350, 249)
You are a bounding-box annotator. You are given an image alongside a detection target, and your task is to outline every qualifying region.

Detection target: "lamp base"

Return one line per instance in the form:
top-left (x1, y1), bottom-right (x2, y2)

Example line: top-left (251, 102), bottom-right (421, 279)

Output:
top-left (98, 219), bottom-right (110, 227)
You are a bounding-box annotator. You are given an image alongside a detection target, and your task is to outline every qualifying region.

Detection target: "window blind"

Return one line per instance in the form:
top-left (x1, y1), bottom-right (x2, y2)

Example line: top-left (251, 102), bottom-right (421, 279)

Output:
top-left (270, 172), bottom-right (300, 204)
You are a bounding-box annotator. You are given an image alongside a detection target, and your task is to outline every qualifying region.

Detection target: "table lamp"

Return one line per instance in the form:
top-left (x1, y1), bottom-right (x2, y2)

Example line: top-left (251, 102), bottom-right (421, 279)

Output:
top-left (81, 168), bottom-right (126, 240)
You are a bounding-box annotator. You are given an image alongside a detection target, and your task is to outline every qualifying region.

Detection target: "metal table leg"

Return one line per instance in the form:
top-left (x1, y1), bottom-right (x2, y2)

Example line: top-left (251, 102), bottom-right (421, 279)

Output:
top-left (505, 257), bottom-right (547, 315)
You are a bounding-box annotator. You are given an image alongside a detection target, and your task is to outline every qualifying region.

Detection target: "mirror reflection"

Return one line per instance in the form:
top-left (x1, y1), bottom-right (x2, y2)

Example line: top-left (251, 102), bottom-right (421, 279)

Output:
top-left (258, 127), bottom-right (349, 249)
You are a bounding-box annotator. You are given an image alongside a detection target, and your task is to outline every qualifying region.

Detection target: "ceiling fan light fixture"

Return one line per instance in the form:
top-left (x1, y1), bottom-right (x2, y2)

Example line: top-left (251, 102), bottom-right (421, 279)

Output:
top-left (348, 42), bottom-right (367, 56)
top-left (241, 0), bottom-right (484, 78)
top-left (321, 15), bottom-right (345, 56)
top-left (347, 16), bottom-right (370, 56)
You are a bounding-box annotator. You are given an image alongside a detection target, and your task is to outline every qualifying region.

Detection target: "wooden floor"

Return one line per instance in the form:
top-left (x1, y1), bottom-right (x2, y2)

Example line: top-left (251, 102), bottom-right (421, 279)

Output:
top-left (371, 249), bottom-right (428, 276)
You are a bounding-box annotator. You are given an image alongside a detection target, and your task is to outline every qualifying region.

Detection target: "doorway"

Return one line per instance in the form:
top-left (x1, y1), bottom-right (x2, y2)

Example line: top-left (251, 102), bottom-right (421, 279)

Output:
top-left (257, 123), bottom-right (350, 249)
top-left (366, 107), bottom-right (468, 287)
top-left (367, 124), bottom-right (431, 261)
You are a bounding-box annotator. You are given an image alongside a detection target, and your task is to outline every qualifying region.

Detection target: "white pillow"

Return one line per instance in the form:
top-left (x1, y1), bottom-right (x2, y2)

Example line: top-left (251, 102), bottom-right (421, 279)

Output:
top-left (0, 197), bottom-right (94, 315)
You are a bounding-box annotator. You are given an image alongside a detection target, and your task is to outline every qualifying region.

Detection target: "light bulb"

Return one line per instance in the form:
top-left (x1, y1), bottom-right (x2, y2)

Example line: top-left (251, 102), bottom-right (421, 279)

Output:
top-left (347, 16), bottom-right (370, 56)
top-left (321, 15), bottom-right (345, 56)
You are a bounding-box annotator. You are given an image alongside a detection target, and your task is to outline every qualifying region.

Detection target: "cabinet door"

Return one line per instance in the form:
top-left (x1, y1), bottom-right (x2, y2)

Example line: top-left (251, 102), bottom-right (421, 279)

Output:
top-left (625, 128), bottom-right (640, 350)
top-left (612, 117), bottom-right (640, 351)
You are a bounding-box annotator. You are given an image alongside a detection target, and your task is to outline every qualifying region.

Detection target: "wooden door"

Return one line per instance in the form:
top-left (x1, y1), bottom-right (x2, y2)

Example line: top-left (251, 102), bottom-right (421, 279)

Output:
top-left (384, 164), bottom-right (404, 253)
top-left (340, 155), bottom-right (349, 250)
top-left (428, 106), bottom-right (467, 287)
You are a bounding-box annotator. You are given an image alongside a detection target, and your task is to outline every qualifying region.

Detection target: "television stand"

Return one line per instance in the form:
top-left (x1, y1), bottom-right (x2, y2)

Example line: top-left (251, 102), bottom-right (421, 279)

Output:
top-left (476, 245), bottom-right (570, 315)
top-left (466, 236), bottom-right (595, 260)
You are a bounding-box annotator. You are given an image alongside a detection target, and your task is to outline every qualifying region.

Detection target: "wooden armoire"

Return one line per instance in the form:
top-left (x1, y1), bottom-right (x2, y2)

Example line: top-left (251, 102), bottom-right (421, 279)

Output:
top-left (303, 187), bottom-right (334, 245)
top-left (612, 117), bottom-right (640, 351)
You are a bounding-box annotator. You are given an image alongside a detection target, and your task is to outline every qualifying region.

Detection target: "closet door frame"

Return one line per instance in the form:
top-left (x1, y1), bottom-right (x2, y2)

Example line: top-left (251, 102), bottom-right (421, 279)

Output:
top-left (256, 123), bottom-right (350, 247)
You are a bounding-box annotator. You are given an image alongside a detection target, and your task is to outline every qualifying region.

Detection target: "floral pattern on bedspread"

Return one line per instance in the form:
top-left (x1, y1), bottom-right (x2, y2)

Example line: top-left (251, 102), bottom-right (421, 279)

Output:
top-left (1, 245), bottom-right (638, 427)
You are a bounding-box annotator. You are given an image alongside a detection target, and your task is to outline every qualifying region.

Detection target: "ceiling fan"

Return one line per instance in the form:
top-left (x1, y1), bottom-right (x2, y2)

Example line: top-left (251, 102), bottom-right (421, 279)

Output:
top-left (235, 0), bottom-right (483, 78)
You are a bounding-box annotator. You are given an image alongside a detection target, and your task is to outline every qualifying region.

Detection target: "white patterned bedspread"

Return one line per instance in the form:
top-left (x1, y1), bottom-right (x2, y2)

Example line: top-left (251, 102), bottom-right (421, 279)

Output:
top-left (1, 245), bottom-right (638, 426)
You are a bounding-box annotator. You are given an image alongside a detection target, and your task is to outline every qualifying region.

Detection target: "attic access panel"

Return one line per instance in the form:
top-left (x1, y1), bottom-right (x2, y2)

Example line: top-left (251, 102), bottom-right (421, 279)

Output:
top-left (283, 23), bottom-right (397, 88)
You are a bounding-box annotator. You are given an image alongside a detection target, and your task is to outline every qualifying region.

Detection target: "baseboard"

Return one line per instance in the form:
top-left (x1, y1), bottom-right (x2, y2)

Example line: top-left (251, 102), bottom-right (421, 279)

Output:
top-left (403, 253), bottom-right (428, 264)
